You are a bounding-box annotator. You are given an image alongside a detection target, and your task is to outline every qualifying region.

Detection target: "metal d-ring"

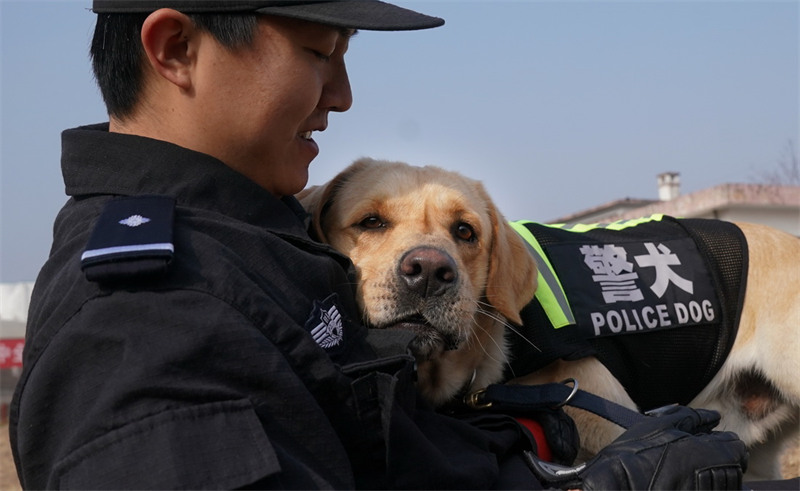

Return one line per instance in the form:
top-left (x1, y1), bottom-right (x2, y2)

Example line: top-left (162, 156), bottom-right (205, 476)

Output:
top-left (552, 378), bottom-right (579, 409)
top-left (464, 388), bottom-right (493, 409)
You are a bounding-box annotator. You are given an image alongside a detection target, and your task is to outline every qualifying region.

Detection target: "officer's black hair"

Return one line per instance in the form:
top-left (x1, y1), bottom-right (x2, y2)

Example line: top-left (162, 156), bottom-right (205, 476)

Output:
top-left (90, 13), bottom-right (258, 119)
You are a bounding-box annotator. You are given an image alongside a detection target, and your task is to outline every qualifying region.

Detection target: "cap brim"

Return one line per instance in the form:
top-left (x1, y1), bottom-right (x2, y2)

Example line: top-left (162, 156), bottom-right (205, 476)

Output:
top-left (92, 1), bottom-right (444, 31)
top-left (256, 1), bottom-right (444, 31)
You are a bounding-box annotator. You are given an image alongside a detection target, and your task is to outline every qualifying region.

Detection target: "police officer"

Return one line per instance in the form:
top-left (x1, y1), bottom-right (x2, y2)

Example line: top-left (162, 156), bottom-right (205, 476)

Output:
top-left (10, 1), bottom-right (747, 489)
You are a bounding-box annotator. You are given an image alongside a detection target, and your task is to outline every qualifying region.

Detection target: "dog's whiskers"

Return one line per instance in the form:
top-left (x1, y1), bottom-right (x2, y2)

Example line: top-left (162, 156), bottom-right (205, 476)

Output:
top-left (466, 318), bottom-right (507, 369)
top-left (475, 300), bottom-right (541, 353)
top-left (471, 308), bottom-right (529, 380)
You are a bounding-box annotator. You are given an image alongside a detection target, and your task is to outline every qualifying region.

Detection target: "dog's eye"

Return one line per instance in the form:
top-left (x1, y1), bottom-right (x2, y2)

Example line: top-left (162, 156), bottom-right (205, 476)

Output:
top-left (454, 223), bottom-right (477, 242)
top-left (358, 216), bottom-right (386, 230)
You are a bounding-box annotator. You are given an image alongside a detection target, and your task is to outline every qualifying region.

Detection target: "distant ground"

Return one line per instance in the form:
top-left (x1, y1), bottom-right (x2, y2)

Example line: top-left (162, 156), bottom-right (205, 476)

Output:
top-left (1, 424), bottom-right (20, 491)
top-left (783, 437), bottom-right (799, 480)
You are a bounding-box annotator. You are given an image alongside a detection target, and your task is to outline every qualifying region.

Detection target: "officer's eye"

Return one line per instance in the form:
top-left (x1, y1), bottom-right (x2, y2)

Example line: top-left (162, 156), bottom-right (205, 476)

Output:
top-left (454, 222), bottom-right (477, 242)
top-left (306, 47), bottom-right (331, 62)
top-left (312, 50), bottom-right (331, 62)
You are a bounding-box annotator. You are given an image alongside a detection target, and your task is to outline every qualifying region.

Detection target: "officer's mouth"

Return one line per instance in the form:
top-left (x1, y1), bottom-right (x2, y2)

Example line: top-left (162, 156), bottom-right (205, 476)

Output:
top-left (298, 130), bottom-right (319, 157)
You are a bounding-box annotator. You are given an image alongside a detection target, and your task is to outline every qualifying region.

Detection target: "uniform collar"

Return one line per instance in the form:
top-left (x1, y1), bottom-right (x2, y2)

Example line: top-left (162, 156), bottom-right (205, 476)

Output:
top-left (62, 123), bottom-right (311, 236)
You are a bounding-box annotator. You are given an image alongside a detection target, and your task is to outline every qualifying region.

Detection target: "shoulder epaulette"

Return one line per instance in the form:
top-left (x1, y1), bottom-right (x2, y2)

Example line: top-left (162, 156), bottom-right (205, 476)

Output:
top-left (81, 195), bottom-right (176, 283)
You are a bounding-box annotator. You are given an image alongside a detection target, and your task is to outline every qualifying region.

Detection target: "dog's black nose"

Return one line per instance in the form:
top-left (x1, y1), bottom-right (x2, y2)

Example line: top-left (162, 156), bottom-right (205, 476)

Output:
top-left (399, 247), bottom-right (458, 297)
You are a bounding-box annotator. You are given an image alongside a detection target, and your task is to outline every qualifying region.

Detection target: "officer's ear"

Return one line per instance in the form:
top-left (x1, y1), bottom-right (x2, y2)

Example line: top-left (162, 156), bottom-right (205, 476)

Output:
top-left (140, 9), bottom-right (197, 91)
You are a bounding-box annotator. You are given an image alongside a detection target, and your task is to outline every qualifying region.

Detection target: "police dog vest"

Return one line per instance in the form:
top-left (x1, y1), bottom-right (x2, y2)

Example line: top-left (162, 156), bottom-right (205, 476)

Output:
top-left (504, 215), bottom-right (748, 411)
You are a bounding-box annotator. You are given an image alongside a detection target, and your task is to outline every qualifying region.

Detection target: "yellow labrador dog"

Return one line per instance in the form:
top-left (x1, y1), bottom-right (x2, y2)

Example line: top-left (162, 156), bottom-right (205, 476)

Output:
top-left (298, 158), bottom-right (800, 480)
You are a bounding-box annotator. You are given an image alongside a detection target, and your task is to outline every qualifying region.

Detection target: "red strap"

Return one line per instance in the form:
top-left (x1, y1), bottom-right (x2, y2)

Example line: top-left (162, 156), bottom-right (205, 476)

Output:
top-left (516, 417), bottom-right (552, 462)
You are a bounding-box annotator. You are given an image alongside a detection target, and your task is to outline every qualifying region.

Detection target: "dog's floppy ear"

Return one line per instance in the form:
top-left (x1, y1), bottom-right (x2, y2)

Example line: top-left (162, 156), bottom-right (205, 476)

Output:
top-left (482, 188), bottom-right (538, 325)
top-left (295, 183), bottom-right (330, 241)
top-left (296, 158), bottom-right (373, 242)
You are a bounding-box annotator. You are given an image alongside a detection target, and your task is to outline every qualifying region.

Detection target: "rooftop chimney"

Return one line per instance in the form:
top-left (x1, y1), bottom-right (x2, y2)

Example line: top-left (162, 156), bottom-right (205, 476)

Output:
top-left (658, 172), bottom-right (680, 201)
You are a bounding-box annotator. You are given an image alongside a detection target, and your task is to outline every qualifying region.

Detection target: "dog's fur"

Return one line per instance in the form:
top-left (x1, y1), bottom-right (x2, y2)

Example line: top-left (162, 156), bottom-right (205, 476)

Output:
top-left (298, 158), bottom-right (800, 480)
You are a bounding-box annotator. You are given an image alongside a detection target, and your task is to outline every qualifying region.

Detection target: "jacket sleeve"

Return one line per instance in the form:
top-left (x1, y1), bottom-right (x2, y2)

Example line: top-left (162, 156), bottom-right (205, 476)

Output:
top-left (13, 289), bottom-right (354, 490)
top-left (54, 399), bottom-right (280, 489)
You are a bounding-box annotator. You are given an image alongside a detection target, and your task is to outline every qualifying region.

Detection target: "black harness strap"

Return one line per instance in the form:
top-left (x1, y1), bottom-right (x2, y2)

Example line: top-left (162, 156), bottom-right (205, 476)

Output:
top-left (467, 381), bottom-right (648, 430)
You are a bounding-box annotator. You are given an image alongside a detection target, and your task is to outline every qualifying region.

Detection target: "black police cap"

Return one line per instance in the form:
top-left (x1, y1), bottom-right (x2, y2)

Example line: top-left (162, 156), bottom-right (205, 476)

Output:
top-left (92, 0), bottom-right (444, 31)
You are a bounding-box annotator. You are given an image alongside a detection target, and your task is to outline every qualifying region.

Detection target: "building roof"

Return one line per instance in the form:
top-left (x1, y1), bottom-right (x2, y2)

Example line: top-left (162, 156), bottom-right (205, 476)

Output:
top-left (549, 182), bottom-right (800, 225)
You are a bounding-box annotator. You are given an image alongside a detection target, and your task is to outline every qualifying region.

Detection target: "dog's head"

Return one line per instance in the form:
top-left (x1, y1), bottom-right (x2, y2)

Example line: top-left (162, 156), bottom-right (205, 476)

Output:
top-left (298, 158), bottom-right (538, 405)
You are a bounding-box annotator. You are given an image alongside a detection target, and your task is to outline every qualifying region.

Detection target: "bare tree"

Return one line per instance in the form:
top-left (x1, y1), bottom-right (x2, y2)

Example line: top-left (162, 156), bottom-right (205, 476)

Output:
top-left (752, 140), bottom-right (800, 185)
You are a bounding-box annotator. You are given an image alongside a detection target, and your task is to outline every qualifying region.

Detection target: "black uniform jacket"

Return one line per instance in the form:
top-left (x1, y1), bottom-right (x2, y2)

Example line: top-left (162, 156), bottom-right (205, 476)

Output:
top-left (10, 124), bottom-right (537, 490)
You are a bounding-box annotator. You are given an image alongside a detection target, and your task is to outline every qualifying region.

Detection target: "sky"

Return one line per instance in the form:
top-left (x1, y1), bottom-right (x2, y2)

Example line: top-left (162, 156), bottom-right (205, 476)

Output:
top-left (1, 0), bottom-right (798, 283)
